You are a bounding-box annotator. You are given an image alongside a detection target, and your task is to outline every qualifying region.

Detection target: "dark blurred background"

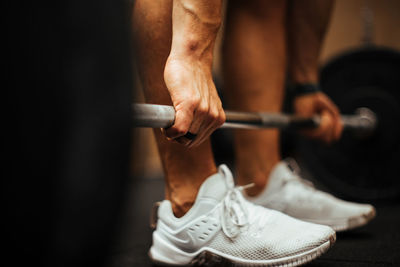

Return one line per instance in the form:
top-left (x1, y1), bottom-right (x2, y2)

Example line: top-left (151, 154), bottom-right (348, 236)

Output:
top-left (5, 0), bottom-right (134, 266)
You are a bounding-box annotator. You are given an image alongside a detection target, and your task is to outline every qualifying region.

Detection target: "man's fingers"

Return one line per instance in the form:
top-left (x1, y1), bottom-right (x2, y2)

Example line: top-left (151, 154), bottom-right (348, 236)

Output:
top-left (309, 94), bottom-right (340, 143)
top-left (320, 111), bottom-right (336, 144)
top-left (188, 106), bottom-right (225, 148)
top-left (318, 94), bottom-right (340, 116)
top-left (185, 103), bottom-right (212, 147)
top-left (192, 98), bottom-right (226, 146)
top-left (164, 108), bottom-right (193, 139)
top-left (294, 92), bottom-right (342, 143)
top-left (333, 117), bottom-right (344, 141)
top-left (174, 136), bottom-right (193, 146)
top-left (318, 95), bottom-right (343, 141)
top-left (302, 110), bottom-right (333, 143)
top-left (187, 102), bottom-right (209, 135)
top-left (162, 100), bottom-right (225, 148)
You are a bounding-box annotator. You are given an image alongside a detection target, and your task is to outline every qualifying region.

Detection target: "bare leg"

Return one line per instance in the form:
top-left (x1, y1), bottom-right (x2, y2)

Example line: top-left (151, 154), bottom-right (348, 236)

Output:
top-left (287, 0), bottom-right (335, 84)
top-left (223, 0), bottom-right (287, 195)
top-left (133, 1), bottom-right (217, 217)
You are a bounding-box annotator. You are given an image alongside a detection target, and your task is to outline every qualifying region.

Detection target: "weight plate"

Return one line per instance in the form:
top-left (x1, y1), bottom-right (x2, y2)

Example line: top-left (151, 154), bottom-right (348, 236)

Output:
top-left (298, 47), bottom-right (400, 201)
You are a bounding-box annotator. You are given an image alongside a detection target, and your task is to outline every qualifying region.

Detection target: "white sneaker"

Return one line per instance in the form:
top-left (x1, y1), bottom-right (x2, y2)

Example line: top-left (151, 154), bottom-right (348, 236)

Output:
top-left (149, 164), bottom-right (336, 266)
top-left (246, 159), bottom-right (376, 232)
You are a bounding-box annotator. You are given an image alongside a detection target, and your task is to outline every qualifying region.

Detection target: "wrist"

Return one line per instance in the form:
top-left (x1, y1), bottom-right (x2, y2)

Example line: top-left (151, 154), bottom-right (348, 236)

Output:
top-left (169, 39), bottom-right (215, 65)
top-left (292, 83), bottom-right (321, 97)
top-left (166, 53), bottom-right (213, 73)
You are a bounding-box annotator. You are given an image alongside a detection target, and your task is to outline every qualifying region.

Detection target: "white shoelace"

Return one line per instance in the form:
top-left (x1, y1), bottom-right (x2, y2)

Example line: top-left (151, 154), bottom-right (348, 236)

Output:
top-left (220, 183), bottom-right (254, 239)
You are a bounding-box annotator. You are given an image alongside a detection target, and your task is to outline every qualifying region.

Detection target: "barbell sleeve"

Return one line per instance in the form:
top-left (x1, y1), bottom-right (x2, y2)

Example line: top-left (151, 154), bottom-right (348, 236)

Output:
top-left (132, 103), bottom-right (377, 134)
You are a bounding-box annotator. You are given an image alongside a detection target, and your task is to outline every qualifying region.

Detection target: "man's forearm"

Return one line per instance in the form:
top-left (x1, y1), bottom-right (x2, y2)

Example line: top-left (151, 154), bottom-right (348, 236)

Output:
top-left (161, 0), bottom-right (225, 147)
top-left (169, 0), bottom-right (223, 65)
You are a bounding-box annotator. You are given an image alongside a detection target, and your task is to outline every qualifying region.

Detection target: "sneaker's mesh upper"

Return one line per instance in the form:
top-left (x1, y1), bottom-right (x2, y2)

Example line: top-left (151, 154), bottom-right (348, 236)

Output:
top-left (252, 160), bottom-right (374, 222)
top-left (206, 207), bottom-right (331, 260)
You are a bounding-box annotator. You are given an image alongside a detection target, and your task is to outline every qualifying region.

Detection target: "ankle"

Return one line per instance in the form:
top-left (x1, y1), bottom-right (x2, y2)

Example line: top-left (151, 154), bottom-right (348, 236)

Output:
top-left (236, 155), bottom-right (281, 197)
top-left (237, 168), bottom-right (268, 196)
top-left (170, 198), bottom-right (195, 218)
top-left (244, 178), bottom-right (267, 197)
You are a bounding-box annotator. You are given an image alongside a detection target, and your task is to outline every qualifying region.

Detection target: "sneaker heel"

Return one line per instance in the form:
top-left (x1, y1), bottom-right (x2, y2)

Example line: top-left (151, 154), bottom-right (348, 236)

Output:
top-left (150, 201), bottom-right (161, 229)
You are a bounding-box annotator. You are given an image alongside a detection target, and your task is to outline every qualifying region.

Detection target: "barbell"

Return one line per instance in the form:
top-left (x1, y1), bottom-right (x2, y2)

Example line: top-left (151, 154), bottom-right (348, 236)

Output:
top-left (132, 103), bottom-right (377, 137)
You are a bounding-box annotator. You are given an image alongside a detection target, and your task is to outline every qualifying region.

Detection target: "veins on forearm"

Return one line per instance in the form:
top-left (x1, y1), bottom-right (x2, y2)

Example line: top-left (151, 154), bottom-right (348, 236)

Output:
top-left (171, 0), bottom-right (222, 62)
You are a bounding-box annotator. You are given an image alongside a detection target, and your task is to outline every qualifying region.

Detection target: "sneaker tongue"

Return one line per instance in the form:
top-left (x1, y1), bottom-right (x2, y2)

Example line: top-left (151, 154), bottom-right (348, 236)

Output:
top-left (196, 164), bottom-right (232, 202)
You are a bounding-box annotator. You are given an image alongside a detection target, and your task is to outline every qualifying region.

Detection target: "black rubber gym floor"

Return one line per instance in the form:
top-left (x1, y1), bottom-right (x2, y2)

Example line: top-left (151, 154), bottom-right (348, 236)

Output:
top-left (109, 175), bottom-right (400, 267)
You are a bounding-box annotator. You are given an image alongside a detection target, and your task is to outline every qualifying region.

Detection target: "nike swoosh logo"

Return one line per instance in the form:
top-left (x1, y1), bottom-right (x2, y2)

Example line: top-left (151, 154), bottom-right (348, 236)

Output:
top-left (158, 221), bottom-right (195, 250)
top-left (163, 230), bottom-right (193, 247)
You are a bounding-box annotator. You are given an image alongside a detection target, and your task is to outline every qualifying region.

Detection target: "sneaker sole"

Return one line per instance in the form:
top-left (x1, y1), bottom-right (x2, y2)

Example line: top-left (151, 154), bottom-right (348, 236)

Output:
top-left (336, 208), bottom-right (376, 232)
top-left (150, 233), bottom-right (336, 267)
top-left (302, 208), bottom-right (376, 232)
